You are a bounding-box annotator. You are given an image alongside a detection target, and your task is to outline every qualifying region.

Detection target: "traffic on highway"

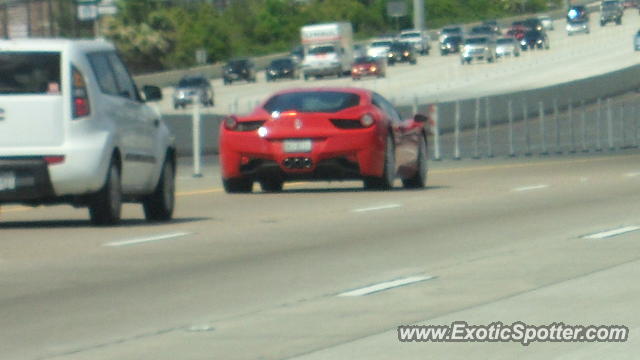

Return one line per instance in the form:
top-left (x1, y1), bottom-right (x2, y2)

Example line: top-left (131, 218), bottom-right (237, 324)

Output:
top-left (1, 0), bottom-right (640, 359)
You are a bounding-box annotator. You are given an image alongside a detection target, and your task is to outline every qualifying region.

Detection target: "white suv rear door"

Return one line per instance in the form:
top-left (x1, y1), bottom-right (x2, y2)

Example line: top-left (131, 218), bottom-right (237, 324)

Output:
top-left (87, 52), bottom-right (158, 193)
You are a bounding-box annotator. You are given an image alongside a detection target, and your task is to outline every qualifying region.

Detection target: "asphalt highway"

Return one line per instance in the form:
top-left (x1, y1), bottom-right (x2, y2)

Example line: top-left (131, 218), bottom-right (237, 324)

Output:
top-left (2, 150), bottom-right (640, 359)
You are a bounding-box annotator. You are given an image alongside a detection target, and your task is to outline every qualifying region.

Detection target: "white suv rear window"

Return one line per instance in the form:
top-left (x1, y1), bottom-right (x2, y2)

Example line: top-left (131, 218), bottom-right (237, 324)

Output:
top-left (0, 52), bottom-right (61, 94)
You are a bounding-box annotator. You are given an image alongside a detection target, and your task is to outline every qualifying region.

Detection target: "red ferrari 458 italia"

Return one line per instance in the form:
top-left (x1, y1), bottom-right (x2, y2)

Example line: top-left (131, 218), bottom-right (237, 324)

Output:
top-left (219, 87), bottom-right (429, 193)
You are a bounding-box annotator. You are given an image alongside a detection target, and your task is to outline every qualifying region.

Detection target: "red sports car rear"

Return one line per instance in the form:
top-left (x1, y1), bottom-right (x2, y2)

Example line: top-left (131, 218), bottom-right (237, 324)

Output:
top-left (219, 87), bottom-right (429, 193)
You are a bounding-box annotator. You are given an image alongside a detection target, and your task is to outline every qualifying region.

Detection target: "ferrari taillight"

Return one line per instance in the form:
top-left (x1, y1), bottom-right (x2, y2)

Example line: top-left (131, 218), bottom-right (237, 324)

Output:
top-left (360, 113), bottom-right (374, 127)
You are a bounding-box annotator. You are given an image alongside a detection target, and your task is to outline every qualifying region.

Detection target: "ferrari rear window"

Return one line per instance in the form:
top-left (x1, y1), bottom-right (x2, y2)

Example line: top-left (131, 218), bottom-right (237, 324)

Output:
top-left (0, 52), bottom-right (61, 94)
top-left (263, 91), bottom-right (360, 113)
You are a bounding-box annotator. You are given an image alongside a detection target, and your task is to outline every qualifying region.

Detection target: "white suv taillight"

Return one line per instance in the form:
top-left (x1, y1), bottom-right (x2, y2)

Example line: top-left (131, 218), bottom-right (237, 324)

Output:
top-left (72, 66), bottom-right (90, 119)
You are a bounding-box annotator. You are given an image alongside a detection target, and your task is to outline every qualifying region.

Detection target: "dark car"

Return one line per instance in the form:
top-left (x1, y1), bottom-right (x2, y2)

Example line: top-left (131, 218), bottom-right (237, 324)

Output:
top-left (523, 18), bottom-right (544, 32)
top-left (520, 30), bottom-right (550, 50)
top-left (469, 25), bottom-right (498, 38)
top-left (387, 42), bottom-right (417, 65)
top-left (266, 58), bottom-right (299, 82)
top-left (440, 35), bottom-right (463, 55)
top-left (223, 58), bottom-right (256, 85)
top-left (601, 0), bottom-right (623, 26)
top-left (482, 20), bottom-right (501, 34)
top-left (172, 75), bottom-right (214, 109)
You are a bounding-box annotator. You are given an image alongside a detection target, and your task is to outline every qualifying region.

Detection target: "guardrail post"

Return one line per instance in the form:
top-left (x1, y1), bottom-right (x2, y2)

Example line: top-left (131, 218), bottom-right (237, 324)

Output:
top-left (431, 103), bottom-right (442, 161)
top-left (508, 99), bottom-right (515, 157)
top-left (568, 100), bottom-right (576, 153)
top-left (621, 102), bottom-right (626, 148)
top-left (634, 103), bottom-right (639, 148)
top-left (192, 99), bottom-right (203, 178)
top-left (485, 97), bottom-right (493, 158)
top-left (523, 99), bottom-right (531, 156)
top-left (454, 100), bottom-right (461, 160)
top-left (473, 98), bottom-right (480, 159)
top-left (581, 100), bottom-right (587, 152)
top-left (595, 98), bottom-right (603, 152)
top-left (539, 101), bottom-right (548, 155)
top-left (554, 98), bottom-right (561, 154)
top-left (607, 98), bottom-right (614, 150)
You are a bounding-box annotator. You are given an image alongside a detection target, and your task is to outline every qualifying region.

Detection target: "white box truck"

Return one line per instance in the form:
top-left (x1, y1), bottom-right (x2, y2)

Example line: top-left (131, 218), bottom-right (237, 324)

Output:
top-left (301, 22), bottom-right (353, 80)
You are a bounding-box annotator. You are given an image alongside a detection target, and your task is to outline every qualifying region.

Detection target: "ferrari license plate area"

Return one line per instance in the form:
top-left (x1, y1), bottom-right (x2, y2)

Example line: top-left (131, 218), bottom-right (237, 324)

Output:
top-left (283, 139), bottom-right (312, 153)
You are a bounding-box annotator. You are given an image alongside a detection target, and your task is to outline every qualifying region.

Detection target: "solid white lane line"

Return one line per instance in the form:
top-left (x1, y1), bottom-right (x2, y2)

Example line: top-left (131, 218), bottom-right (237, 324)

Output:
top-left (512, 184), bottom-right (549, 192)
top-left (103, 232), bottom-right (192, 247)
top-left (351, 204), bottom-right (402, 213)
top-left (337, 275), bottom-right (435, 297)
top-left (581, 226), bottom-right (640, 240)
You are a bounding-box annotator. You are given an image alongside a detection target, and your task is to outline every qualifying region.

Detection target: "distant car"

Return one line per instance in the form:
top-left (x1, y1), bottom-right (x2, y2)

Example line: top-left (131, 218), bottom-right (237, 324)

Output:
top-left (538, 15), bottom-right (554, 31)
top-left (601, 0), bottom-right (623, 26)
top-left (506, 25), bottom-right (528, 41)
top-left (634, 30), bottom-right (640, 50)
top-left (223, 58), bottom-right (256, 85)
top-left (440, 35), bottom-right (463, 55)
top-left (567, 5), bottom-right (590, 35)
top-left (173, 75), bottom-right (214, 109)
top-left (511, 20), bottom-right (530, 30)
top-left (387, 42), bottom-right (417, 65)
top-left (461, 36), bottom-right (497, 64)
top-left (399, 29), bottom-right (431, 55)
top-left (520, 30), bottom-right (550, 50)
top-left (266, 58), bottom-right (299, 82)
top-left (469, 25), bottom-right (498, 39)
top-left (219, 88), bottom-right (430, 192)
top-left (482, 20), bottom-right (501, 34)
top-left (523, 18), bottom-right (544, 32)
top-left (351, 56), bottom-right (386, 80)
top-left (367, 39), bottom-right (394, 59)
top-left (439, 26), bottom-right (463, 43)
top-left (290, 45), bottom-right (304, 64)
top-left (496, 37), bottom-right (521, 57)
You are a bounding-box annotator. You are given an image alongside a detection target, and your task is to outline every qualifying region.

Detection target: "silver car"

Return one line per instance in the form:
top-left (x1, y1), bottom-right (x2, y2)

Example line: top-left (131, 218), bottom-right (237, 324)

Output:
top-left (496, 37), bottom-right (521, 58)
top-left (461, 36), bottom-right (497, 64)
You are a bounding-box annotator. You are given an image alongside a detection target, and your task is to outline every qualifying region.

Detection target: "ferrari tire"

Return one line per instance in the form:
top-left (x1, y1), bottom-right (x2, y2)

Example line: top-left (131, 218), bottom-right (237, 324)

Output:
top-left (143, 159), bottom-right (175, 222)
top-left (259, 178), bottom-right (284, 192)
top-left (223, 178), bottom-right (253, 193)
top-left (402, 135), bottom-right (427, 189)
top-left (364, 134), bottom-right (395, 190)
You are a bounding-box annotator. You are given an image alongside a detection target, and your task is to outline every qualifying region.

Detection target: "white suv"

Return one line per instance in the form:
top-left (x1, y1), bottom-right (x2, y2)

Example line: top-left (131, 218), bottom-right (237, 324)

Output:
top-left (0, 39), bottom-right (176, 225)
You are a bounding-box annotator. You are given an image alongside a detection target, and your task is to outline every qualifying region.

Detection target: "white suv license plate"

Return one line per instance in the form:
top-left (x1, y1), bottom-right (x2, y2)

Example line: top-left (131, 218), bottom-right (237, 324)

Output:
top-left (283, 139), bottom-right (312, 153)
top-left (0, 172), bottom-right (16, 191)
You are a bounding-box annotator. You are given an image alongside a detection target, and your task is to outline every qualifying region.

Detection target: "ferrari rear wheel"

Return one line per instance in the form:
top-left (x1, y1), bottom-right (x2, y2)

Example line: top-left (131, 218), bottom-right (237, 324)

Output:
top-left (259, 178), bottom-right (283, 192)
top-left (364, 134), bottom-right (395, 191)
top-left (402, 135), bottom-right (427, 189)
top-left (223, 178), bottom-right (253, 193)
